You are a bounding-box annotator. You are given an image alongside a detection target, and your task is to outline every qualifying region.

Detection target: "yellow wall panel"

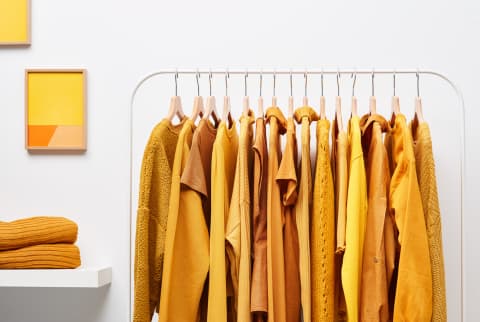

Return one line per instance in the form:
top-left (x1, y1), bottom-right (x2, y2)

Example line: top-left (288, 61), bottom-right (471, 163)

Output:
top-left (0, 0), bottom-right (29, 44)
top-left (27, 72), bottom-right (85, 126)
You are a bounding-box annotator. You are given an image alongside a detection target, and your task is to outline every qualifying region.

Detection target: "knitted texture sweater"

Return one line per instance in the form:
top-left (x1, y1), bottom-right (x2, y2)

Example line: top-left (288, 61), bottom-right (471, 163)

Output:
top-left (0, 216), bottom-right (78, 251)
top-left (133, 118), bottom-right (184, 322)
top-left (412, 121), bottom-right (447, 322)
top-left (0, 244), bottom-right (81, 269)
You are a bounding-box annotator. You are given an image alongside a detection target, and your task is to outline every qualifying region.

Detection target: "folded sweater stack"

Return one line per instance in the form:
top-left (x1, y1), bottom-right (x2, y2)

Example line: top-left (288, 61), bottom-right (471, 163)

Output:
top-left (0, 217), bottom-right (81, 269)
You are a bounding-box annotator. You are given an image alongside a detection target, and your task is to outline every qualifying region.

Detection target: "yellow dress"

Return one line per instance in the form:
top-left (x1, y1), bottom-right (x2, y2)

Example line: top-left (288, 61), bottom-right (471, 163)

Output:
top-left (226, 111), bottom-right (254, 322)
top-left (208, 120), bottom-right (239, 322)
top-left (387, 114), bottom-right (432, 322)
top-left (311, 119), bottom-right (335, 322)
top-left (133, 118), bottom-right (185, 322)
top-left (341, 116), bottom-right (368, 322)
top-left (411, 120), bottom-right (447, 322)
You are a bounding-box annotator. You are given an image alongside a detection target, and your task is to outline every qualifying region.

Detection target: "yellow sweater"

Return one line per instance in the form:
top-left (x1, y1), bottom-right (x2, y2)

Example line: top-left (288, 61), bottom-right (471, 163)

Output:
top-left (311, 119), bottom-right (335, 322)
top-left (411, 121), bottom-right (446, 322)
top-left (342, 116), bottom-right (368, 322)
top-left (133, 118), bottom-right (185, 322)
top-left (0, 216), bottom-right (78, 251)
top-left (0, 244), bottom-right (81, 269)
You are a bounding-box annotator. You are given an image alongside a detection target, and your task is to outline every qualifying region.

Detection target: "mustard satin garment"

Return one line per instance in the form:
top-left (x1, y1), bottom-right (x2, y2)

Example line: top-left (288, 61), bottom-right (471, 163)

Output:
top-left (387, 114), bottom-right (432, 322)
top-left (293, 107), bottom-right (319, 322)
top-left (276, 117), bottom-right (300, 322)
top-left (411, 120), bottom-right (447, 322)
top-left (341, 115), bottom-right (368, 322)
top-left (133, 118), bottom-right (185, 322)
top-left (208, 121), bottom-right (239, 322)
top-left (251, 117), bottom-right (269, 322)
top-left (265, 107), bottom-right (287, 322)
top-left (359, 114), bottom-right (396, 322)
top-left (311, 119), bottom-right (335, 322)
top-left (332, 117), bottom-right (348, 322)
top-left (159, 119), bottom-right (212, 322)
top-left (226, 112), bottom-right (255, 322)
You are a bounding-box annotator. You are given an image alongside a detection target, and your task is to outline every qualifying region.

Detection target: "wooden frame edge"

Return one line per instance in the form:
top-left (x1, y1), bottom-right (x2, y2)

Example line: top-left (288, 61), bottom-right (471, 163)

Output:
top-left (25, 69), bottom-right (87, 152)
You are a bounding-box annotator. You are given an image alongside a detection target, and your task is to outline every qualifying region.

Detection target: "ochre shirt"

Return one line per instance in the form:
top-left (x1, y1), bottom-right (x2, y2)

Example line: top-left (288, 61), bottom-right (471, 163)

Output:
top-left (359, 114), bottom-right (395, 322)
top-left (133, 118), bottom-right (185, 322)
top-left (411, 120), bottom-right (447, 322)
top-left (265, 107), bottom-right (287, 322)
top-left (293, 106), bottom-right (319, 322)
top-left (311, 119), bottom-right (336, 322)
top-left (341, 116), bottom-right (368, 322)
top-left (226, 111), bottom-right (255, 322)
top-left (250, 117), bottom-right (269, 322)
top-left (208, 120), bottom-right (239, 322)
top-left (387, 114), bottom-right (432, 322)
top-left (276, 117), bottom-right (300, 322)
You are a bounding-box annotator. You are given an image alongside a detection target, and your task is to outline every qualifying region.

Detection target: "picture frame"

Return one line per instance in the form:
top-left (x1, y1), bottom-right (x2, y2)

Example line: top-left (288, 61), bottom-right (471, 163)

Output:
top-left (0, 0), bottom-right (31, 46)
top-left (25, 69), bottom-right (87, 151)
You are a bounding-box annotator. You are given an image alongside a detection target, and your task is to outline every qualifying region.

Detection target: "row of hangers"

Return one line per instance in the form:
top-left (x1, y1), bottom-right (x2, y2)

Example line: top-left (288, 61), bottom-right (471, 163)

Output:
top-left (167, 71), bottom-right (425, 133)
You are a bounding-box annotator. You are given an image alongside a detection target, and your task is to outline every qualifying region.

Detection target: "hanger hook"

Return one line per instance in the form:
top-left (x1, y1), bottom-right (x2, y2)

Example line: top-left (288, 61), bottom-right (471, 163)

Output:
top-left (225, 70), bottom-right (229, 96)
top-left (304, 71), bottom-right (308, 97)
top-left (321, 69), bottom-right (324, 97)
top-left (290, 70), bottom-right (293, 97)
top-left (175, 70), bottom-right (179, 96)
top-left (351, 72), bottom-right (357, 97)
top-left (393, 71), bottom-right (396, 96)
top-left (416, 71), bottom-right (420, 97)
top-left (196, 70), bottom-right (200, 96)
top-left (273, 70), bottom-right (276, 97)
top-left (259, 70), bottom-right (263, 97)
top-left (336, 71), bottom-right (340, 96)
top-left (371, 69), bottom-right (375, 96)
top-left (208, 70), bottom-right (212, 96)
top-left (244, 70), bottom-right (248, 97)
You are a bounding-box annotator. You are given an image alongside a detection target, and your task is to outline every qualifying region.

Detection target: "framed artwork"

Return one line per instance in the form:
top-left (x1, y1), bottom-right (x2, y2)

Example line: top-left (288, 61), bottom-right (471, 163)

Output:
top-left (25, 69), bottom-right (87, 151)
top-left (0, 0), bottom-right (31, 46)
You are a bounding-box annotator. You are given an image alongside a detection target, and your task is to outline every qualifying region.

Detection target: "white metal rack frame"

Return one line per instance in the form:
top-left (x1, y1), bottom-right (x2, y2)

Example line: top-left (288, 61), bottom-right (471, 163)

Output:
top-left (129, 69), bottom-right (465, 321)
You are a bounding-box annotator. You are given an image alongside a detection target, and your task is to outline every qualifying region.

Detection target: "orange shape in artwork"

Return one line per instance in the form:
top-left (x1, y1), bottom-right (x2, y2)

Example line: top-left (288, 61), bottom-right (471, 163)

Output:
top-left (28, 125), bottom-right (58, 146)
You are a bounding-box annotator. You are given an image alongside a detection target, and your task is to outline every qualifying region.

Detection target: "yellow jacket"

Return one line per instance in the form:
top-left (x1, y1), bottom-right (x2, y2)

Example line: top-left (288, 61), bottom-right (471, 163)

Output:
top-left (311, 119), bottom-right (335, 322)
top-left (133, 118), bottom-right (185, 322)
top-left (341, 116), bottom-right (368, 322)
top-left (387, 114), bottom-right (432, 322)
top-left (411, 120), bottom-right (447, 322)
top-left (208, 121), bottom-right (239, 322)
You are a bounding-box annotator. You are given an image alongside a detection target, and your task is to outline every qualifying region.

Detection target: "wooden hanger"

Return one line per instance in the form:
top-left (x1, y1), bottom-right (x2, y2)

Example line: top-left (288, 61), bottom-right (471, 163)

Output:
top-left (203, 72), bottom-right (220, 126)
top-left (335, 72), bottom-right (344, 131)
top-left (414, 72), bottom-right (425, 123)
top-left (391, 73), bottom-right (400, 116)
top-left (288, 72), bottom-right (294, 117)
top-left (222, 72), bottom-right (233, 128)
top-left (190, 72), bottom-right (204, 122)
top-left (258, 73), bottom-right (264, 116)
top-left (242, 72), bottom-right (250, 117)
top-left (166, 72), bottom-right (185, 122)
top-left (351, 73), bottom-right (358, 116)
top-left (369, 72), bottom-right (376, 115)
top-left (319, 73), bottom-right (326, 120)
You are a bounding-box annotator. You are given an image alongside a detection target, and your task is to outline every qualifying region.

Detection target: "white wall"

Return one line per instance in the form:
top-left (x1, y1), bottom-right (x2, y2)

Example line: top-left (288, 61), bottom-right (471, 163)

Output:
top-left (0, 1), bottom-right (478, 321)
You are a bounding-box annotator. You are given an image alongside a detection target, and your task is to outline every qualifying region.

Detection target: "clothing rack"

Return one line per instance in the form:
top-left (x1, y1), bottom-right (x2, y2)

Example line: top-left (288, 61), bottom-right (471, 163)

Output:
top-left (129, 69), bottom-right (465, 322)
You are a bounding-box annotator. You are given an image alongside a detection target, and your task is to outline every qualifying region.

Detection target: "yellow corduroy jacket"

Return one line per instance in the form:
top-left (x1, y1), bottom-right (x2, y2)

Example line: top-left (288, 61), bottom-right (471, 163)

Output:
top-left (387, 114), bottom-right (432, 322)
top-left (311, 119), bottom-right (336, 322)
top-left (342, 115), bottom-right (368, 322)
top-left (133, 118), bottom-right (185, 322)
top-left (412, 119), bottom-right (446, 321)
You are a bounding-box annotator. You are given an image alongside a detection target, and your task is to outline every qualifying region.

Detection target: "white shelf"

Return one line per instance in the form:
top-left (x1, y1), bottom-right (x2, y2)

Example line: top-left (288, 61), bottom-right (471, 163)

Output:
top-left (0, 267), bottom-right (112, 288)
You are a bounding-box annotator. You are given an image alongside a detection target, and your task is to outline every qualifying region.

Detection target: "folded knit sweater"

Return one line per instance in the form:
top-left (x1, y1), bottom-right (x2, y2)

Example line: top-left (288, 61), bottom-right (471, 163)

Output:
top-left (0, 217), bottom-right (78, 251)
top-left (0, 244), bottom-right (81, 269)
